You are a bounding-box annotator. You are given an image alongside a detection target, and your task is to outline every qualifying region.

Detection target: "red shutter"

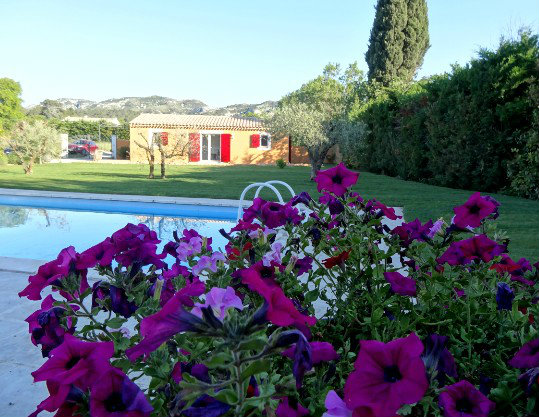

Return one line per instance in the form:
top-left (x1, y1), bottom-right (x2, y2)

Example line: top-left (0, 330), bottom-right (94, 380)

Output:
top-left (160, 132), bottom-right (168, 146)
top-left (221, 133), bottom-right (231, 162)
top-left (250, 134), bottom-right (260, 148)
top-left (189, 133), bottom-right (200, 162)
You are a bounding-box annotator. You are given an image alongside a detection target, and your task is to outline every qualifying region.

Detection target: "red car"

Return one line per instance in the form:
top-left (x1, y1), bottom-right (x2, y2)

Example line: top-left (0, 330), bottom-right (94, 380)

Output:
top-left (68, 139), bottom-right (98, 156)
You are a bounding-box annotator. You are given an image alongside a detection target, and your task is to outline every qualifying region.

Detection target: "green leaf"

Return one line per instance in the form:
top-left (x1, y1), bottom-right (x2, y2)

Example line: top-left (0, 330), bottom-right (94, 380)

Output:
top-left (106, 317), bottom-right (126, 329)
top-left (212, 389), bottom-right (238, 405)
top-left (240, 359), bottom-right (271, 382)
top-left (204, 352), bottom-right (231, 368)
top-left (237, 336), bottom-right (267, 352)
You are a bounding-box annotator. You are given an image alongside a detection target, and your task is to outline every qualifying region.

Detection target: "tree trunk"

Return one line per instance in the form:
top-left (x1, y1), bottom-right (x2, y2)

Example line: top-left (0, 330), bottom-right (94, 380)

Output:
top-left (160, 152), bottom-right (166, 179)
top-left (148, 153), bottom-right (155, 179)
top-left (308, 145), bottom-right (331, 180)
top-left (24, 159), bottom-right (34, 175)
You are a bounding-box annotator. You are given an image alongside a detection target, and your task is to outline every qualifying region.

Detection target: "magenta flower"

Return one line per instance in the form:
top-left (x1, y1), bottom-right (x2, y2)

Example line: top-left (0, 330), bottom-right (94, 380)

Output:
top-left (453, 192), bottom-right (497, 229)
top-left (490, 254), bottom-right (521, 275)
top-left (29, 380), bottom-right (83, 417)
top-left (384, 271), bottom-right (417, 296)
top-left (366, 199), bottom-right (401, 220)
top-left (439, 380), bottom-right (495, 417)
top-left (242, 197), bottom-right (267, 222)
top-left (276, 397), bottom-right (309, 417)
top-left (77, 237), bottom-right (116, 269)
top-left (438, 235), bottom-right (505, 266)
top-left (32, 334), bottom-right (114, 390)
top-left (322, 391), bottom-right (352, 417)
top-left (19, 246), bottom-right (89, 301)
top-left (126, 280), bottom-right (206, 361)
top-left (508, 339), bottom-right (539, 369)
top-left (111, 223), bottom-right (165, 269)
top-left (282, 341), bottom-right (338, 364)
top-left (241, 271), bottom-right (316, 332)
top-left (26, 295), bottom-right (76, 357)
top-left (344, 333), bottom-right (428, 417)
top-left (191, 286), bottom-right (244, 321)
top-left (90, 367), bottom-right (153, 417)
top-left (315, 163), bottom-right (359, 196)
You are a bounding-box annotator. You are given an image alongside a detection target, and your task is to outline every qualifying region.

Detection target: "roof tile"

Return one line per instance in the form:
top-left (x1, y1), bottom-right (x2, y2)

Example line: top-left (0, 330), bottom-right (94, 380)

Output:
top-left (129, 113), bottom-right (265, 131)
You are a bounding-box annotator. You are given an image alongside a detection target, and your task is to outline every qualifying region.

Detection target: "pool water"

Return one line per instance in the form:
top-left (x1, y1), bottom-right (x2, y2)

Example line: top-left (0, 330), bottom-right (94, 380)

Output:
top-left (0, 205), bottom-right (235, 261)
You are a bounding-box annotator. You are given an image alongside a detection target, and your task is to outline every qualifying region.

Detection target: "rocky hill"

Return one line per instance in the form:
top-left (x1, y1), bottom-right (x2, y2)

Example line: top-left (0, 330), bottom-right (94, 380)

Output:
top-left (27, 96), bottom-right (277, 121)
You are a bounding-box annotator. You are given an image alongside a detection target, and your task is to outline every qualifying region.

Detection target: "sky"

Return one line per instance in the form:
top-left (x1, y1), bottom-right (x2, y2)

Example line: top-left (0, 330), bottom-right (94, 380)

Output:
top-left (1, 0), bottom-right (538, 108)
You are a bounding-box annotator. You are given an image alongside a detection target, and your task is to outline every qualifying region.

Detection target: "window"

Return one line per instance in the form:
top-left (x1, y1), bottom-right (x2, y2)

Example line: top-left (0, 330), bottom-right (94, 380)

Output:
top-left (260, 134), bottom-right (271, 149)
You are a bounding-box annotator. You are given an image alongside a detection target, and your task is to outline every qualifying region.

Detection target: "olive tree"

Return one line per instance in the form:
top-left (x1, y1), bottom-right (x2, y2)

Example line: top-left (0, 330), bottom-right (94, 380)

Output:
top-left (2, 120), bottom-right (61, 174)
top-left (135, 132), bottom-right (188, 179)
top-left (267, 63), bottom-right (366, 178)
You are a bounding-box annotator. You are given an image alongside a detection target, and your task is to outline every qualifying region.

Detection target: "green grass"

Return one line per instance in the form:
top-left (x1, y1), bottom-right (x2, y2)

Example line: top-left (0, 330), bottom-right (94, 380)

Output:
top-left (1, 163), bottom-right (537, 260)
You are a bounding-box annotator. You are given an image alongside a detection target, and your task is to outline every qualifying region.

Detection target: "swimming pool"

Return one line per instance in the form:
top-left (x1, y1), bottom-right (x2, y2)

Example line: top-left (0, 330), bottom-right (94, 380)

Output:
top-left (0, 197), bottom-right (236, 261)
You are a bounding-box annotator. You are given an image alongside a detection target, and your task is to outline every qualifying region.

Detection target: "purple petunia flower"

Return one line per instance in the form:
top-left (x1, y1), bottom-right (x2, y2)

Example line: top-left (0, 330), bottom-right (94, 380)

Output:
top-left (111, 223), bottom-right (166, 270)
top-left (315, 163), bottom-right (359, 197)
top-left (276, 397), bottom-right (310, 417)
top-left (518, 367), bottom-right (539, 395)
top-left (291, 192), bottom-right (312, 206)
top-left (171, 362), bottom-right (210, 384)
top-left (25, 295), bottom-right (76, 357)
top-left (453, 192), bottom-right (497, 229)
top-left (282, 341), bottom-right (338, 364)
top-left (384, 271), bottom-right (417, 296)
top-left (126, 280), bottom-right (206, 361)
top-left (294, 256), bottom-right (313, 275)
top-left (508, 339), bottom-right (539, 369)
top-left (192, 252), bottom-right (226, 276)
top-left (19, 246), bottom-right (89, 301)
top-left (496, 282), bottom-right (514, 311)
top-left (180, 394), bottom-right (231, 417)
top-left (191, 287), bottom-right (244, 321)
top-left (77, 237), bottom-right (116, 268)
top-left (437, 235), bottom-right (505, 266)
top-left (90, 367), bottom-right (153, 417)
top-left (322, 390), bottom-right (352, 417)
top-left (421, 334), bottom-right (458, 386)
top-left (29, 380), bottom-right (83, 417)
top-left (32, 334), bottom-right (114, 391)
top-left (366, 199), bottom-right (401, 220)
top-left (344, 333), bottom-right (428, 417)
top-left (439, 380), bottom-right (495, 417)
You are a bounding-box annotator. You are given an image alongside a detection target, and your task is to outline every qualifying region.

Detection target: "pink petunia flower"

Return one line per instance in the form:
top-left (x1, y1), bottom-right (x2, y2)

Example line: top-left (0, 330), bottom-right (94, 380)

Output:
top-left (384, 271), bottom-right (417, 296)
top-left (315, 163), bottom-right (359, 197)
top-left (191, 286), bottom-right (244, 321)
top-left (344, 333), bottom-right (428, 417)
top-left (453, 192), bottom-right (497, 229)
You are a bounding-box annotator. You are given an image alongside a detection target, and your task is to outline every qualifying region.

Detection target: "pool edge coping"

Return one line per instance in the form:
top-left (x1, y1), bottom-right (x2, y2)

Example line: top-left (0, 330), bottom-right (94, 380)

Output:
top-left (0, 188), bottom-right (248, 208)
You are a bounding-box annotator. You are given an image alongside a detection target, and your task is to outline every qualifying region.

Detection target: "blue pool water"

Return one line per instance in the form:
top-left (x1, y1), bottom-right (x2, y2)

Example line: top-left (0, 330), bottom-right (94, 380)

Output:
top-left (0, 198), bottom-right (236, 261)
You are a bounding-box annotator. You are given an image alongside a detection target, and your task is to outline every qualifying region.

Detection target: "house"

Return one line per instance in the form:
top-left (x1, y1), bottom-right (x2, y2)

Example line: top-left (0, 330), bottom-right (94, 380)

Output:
top-left (128, 113), bottom-right (309, 165)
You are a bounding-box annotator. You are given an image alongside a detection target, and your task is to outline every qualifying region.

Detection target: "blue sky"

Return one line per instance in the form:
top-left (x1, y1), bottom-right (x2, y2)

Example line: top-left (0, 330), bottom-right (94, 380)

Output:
top-left (1, 0), bottom-right (538, 107)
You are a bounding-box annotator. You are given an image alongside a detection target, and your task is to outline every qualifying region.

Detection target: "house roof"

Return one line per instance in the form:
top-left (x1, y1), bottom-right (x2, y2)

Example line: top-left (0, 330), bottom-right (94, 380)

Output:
top-left (129, 113), bottom-right (265, 131)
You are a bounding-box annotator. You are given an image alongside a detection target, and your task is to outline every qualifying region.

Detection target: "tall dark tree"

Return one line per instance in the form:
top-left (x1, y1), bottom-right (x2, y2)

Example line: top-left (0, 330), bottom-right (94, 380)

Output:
top-left (366, 0), bottom-right (429, 85)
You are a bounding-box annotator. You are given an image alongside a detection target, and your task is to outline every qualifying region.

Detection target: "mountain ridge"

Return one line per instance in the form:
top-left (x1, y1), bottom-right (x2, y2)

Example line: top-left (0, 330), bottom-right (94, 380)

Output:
top-left (26, 96), bottom-right (277, 121)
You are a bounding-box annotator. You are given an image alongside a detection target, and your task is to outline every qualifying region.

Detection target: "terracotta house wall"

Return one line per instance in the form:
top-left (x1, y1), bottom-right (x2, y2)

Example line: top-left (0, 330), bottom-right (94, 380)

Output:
top-left (129, 126), bottom-right (309, 165)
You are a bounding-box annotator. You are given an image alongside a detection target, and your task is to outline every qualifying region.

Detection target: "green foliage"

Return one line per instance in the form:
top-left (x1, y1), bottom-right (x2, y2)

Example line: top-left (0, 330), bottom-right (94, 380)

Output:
top-left (0, 78), bottom-right (24, 135)
top-left (276, 158), bottom-right (286, 169)
top-left (1, 120), bottom-right (61, 174)
top-left (355, 31), bottom-right (539, 197)
top-left (269, 63), bottom-right (366, 177)
top-left (0, 152), bottom-right (7, 165)
top-left (50, 119), bottom-right (129, 142)
top-left (366, 0), bottom-right (429, 85)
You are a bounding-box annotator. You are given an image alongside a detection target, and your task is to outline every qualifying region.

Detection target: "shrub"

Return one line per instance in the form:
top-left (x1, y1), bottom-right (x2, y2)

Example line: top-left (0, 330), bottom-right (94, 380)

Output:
top-left (352, 31), bottom-right (539, 198)
top-left (276, 158), bottom-right (286, 169)
top-left (20, 163), bottom-right (539, 416)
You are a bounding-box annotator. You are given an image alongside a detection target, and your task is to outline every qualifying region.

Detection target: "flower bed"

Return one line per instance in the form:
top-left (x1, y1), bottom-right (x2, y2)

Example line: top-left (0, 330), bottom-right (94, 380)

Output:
top-left (20, 163), bottom-right (539, 417)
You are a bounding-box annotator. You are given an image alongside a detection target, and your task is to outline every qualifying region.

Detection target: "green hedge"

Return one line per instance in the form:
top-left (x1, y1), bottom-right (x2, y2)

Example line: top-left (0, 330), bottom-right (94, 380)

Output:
top-left (352, 32), bottom-right (539, 198)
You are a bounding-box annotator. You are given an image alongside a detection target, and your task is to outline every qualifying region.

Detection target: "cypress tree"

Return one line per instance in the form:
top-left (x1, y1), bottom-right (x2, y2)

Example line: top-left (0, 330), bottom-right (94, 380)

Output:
top-left (366, 0), bottom-right (429, 85)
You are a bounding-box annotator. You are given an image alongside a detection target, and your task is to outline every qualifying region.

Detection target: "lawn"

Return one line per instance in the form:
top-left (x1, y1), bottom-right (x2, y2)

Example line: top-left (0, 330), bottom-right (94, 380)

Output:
top-left (0, 163), bottom-right (537, 260)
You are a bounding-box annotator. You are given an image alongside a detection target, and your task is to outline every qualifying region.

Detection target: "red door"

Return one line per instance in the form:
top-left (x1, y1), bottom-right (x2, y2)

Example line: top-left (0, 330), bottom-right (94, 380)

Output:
top-left (189, 133), bottom-right (200, 162)
top-left (221, 134), bottom-right (231, 162)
